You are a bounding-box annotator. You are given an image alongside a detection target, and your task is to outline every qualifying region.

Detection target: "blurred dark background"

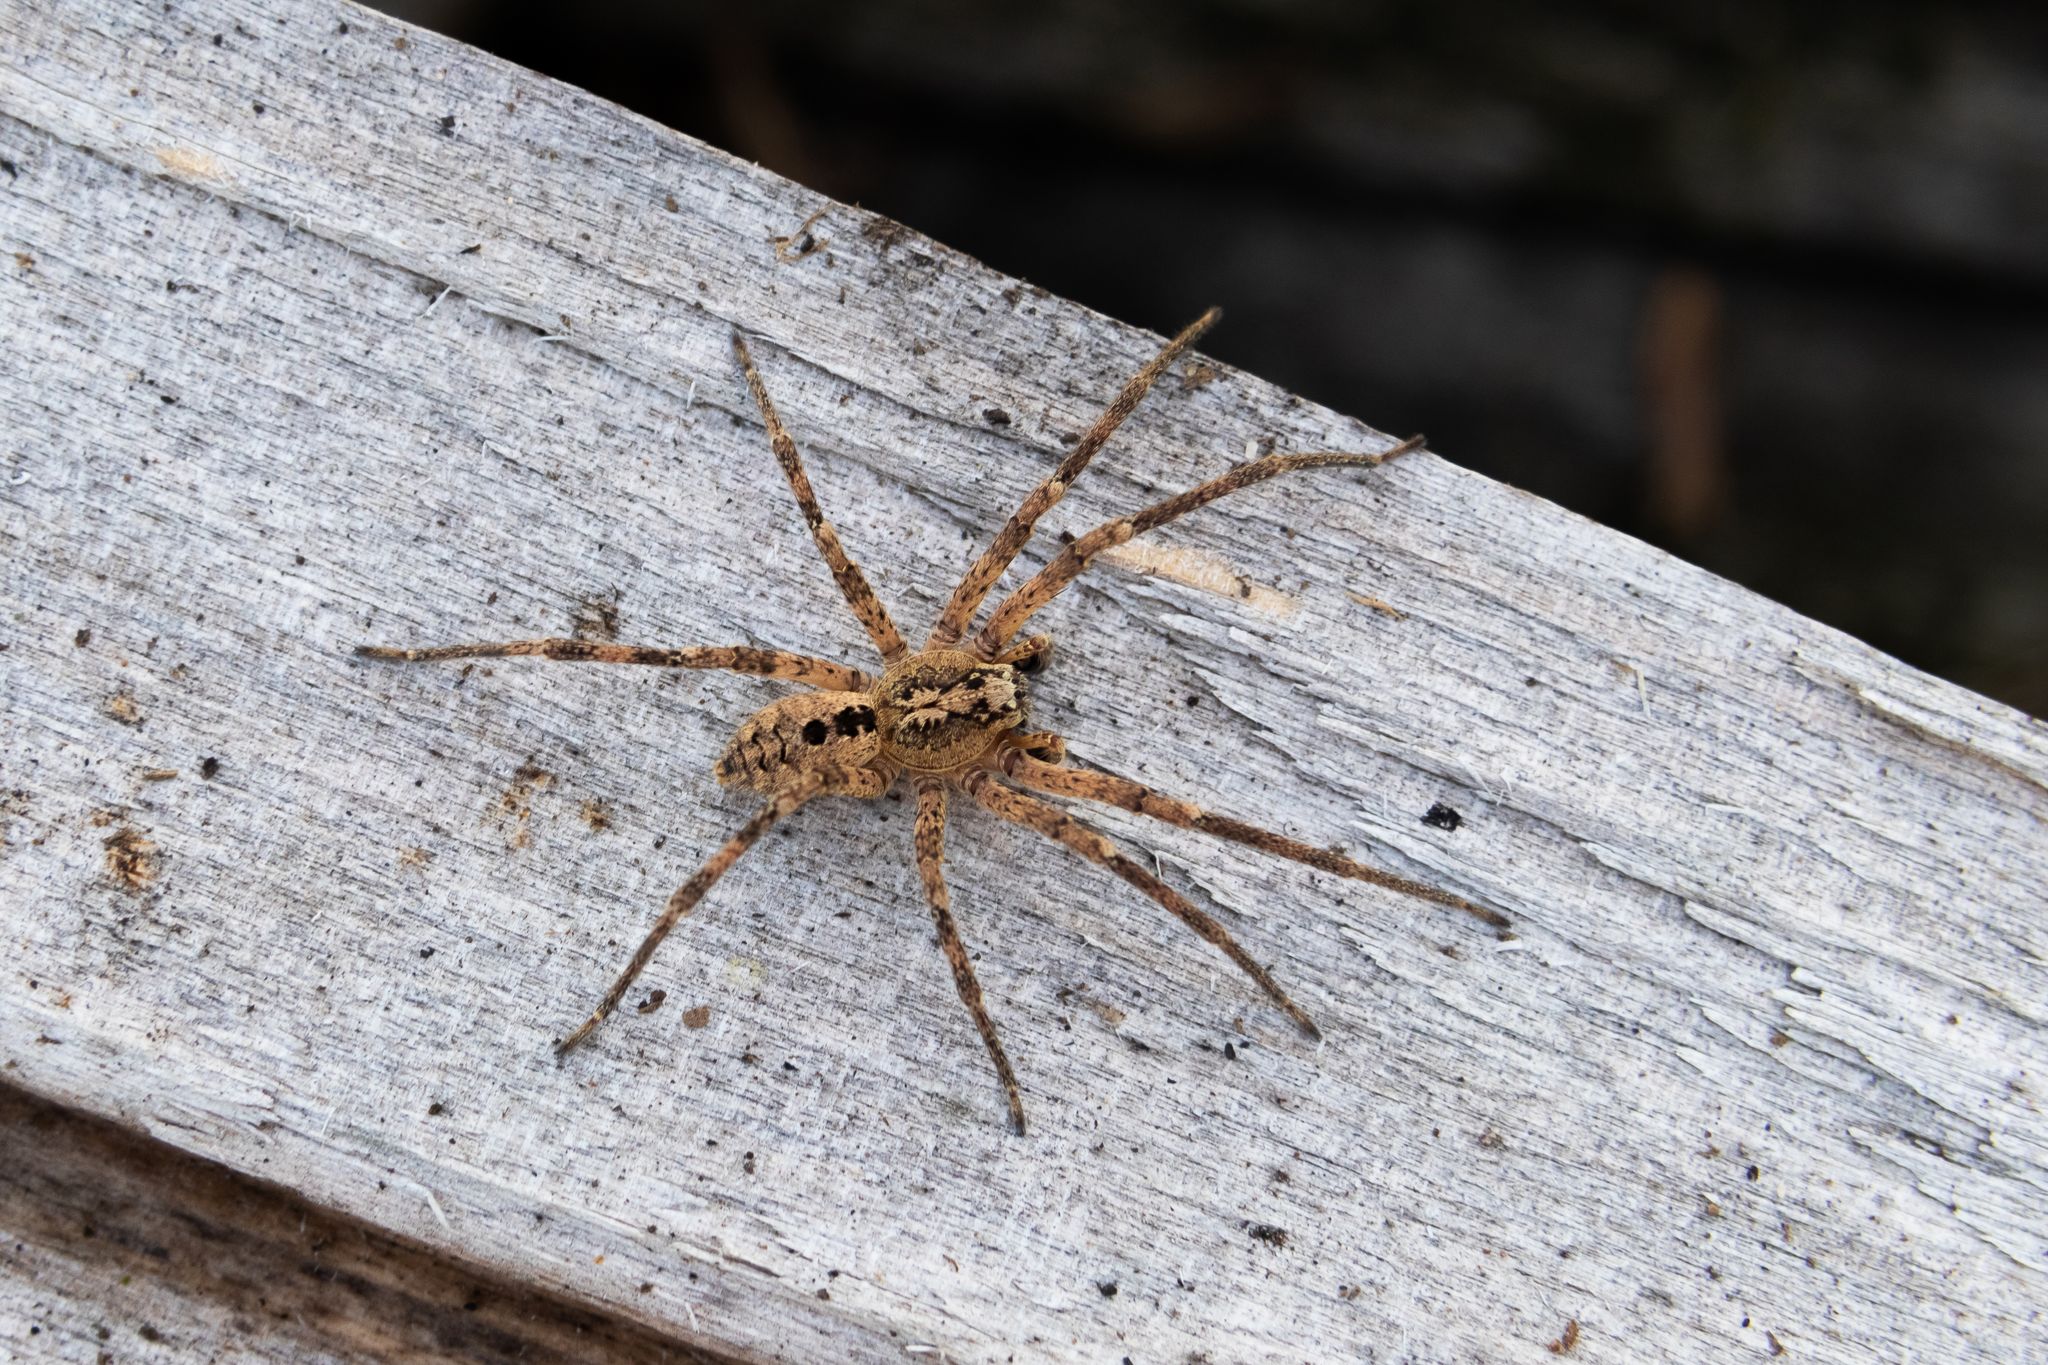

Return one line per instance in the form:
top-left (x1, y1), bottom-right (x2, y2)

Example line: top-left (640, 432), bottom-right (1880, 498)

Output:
top-left (379, 0), bottom-right (2048, 717)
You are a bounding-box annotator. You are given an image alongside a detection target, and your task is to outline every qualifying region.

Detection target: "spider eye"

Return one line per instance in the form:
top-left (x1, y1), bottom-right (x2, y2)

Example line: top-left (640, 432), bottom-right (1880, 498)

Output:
top-left (1014, 654), bottom-right (1041, 675)
top-left (801, 719), bottom-right (828, 744)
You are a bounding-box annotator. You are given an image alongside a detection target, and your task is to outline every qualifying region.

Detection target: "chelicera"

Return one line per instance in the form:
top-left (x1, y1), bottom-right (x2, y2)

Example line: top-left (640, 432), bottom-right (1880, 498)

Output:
top-left (358, 309), bottom-right (1505, 1133)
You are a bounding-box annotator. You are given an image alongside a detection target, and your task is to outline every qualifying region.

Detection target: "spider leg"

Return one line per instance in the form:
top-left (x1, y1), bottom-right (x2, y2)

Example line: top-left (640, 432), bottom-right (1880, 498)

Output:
top-left (961, 770), bottom-right (1318, 1038)
top-left (998, 748), bottom-right (1507, 929)
top-left (731, 333), bottom-right (909, 662)
top-left (927, 310), bottom-right (1222, 647)
top-left (973, 437), bottom-right (1425, 657)
top-left (1007, 731), bottom-right (1067, 764)
top-left (356, 638), bottom-right (870, 691)
top-left (990, 632), bottom-right (1054, 674)
top-left (914, 779), bottom-right (1027, 1134)
top-left (555, 768), bottom-right (849, 1056)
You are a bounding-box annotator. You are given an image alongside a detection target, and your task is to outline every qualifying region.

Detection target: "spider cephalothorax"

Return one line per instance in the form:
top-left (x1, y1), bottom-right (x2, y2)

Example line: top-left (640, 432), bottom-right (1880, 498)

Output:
top-left (876, 651), bottom-right (1026, 771)
top-left (359, 307), bottom-right (1506, 1133)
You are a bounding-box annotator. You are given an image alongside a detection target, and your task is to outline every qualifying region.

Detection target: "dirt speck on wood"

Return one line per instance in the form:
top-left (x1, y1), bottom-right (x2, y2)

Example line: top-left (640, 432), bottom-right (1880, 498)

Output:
top-left (103, 827), bottom-right (160, 892)
top-left (494, 763), bottom-right (553, 849)
top-left (1422, 802), bottom-right (1463, 831)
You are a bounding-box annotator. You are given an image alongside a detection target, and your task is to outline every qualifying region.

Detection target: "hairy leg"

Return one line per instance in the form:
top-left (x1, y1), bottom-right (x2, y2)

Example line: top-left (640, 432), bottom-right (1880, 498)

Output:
top-left (731, 333), bottom-right (909, 661)
top-left (998, 749), bottom-right (1507, 929)
top-left (990, 632), bottom-right (1054, 675)
top-left (1006, 731), bottom-right (1067, 763)
top-left (555, 768), bottom-right (862, 1056)
top-left (961, 770), bottom-right (1318, 1037)
top-left (974, 437), bottom-right (1425, 656)
top-left (914, 779), bottom-right (1027, 1134)
top-left (927, 309), bottom-right (1222, 647)
top-left (356, 638), bottom-right (871, 691)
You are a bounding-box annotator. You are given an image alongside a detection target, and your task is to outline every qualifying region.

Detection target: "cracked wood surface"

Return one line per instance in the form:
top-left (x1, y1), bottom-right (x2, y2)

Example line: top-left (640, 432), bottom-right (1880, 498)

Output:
top-left (2, 1), bottom-right (2044, 1361)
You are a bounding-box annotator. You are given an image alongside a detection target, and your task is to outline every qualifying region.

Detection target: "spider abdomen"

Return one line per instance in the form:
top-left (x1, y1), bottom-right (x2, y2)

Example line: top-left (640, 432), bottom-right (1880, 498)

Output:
top-left (874, 649), bottom-right (1025, 772)
top-left (716, 691), bottom-right (881, 793)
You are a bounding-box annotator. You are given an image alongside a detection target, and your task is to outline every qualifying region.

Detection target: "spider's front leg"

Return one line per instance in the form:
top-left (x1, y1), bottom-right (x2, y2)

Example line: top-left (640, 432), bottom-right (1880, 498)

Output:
top-left (731, 332), bottom-right (910, 662)
top-left (972, 438), bottom-right (1428, 657)
top-left (928, 310), bottom-right (1222, 648)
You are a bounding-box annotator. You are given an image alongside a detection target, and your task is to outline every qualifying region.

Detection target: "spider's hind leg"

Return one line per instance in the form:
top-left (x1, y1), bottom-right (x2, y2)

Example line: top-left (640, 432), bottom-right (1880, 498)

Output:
top-left (914, 779), bottom-right (1028, 1134)
top-left (554, 767), bottom-right (851, 1057)
top-left (997, 749), bottom-right (1508, 930)
top-left (961, 770), bottom-right (1320, 1038)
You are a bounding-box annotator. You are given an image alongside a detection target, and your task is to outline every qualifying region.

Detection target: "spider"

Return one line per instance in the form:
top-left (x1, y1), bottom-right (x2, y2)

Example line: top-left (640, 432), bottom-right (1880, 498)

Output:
top-left (358, 308), bottom-right (1506, 1133)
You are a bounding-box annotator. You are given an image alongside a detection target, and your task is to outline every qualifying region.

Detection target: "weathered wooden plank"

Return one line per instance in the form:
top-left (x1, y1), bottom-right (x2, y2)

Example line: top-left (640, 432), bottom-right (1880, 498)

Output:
top-left (1, 1), bottom-right (2042, 1361)
top-left (0, 1078), bottom-right (736, 1363)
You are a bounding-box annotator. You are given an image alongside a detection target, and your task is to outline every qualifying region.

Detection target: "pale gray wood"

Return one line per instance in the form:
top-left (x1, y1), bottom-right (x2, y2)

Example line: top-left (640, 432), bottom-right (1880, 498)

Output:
top-left (2, 2), bottom-right (2043, 1361)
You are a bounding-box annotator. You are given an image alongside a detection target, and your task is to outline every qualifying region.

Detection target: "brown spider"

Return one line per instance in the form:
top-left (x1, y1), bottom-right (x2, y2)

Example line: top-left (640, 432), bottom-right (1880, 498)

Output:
top-left (358, 309), bottom-right (1506, 1133)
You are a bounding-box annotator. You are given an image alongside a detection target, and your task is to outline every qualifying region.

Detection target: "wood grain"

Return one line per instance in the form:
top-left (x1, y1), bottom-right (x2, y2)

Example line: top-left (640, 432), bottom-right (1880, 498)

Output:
top-left (0, 1079), bottom-right (737, 1363)
top-left (2, 1), bottom-right (2043, 1360)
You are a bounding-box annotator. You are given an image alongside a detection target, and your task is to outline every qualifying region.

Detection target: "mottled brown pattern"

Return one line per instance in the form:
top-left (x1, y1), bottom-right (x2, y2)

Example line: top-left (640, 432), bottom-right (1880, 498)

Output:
top-left (874, 650), bottom-right (1024, 772)
top-left (102, 826), bottom-right (159, 894)
top-left (358, 314), bottom-right (1500, 1130)
top-left (716, 691), bottom-right (886, 794)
